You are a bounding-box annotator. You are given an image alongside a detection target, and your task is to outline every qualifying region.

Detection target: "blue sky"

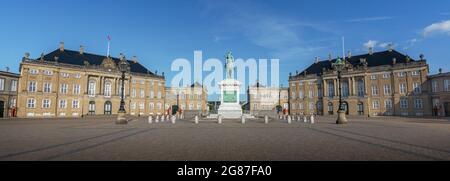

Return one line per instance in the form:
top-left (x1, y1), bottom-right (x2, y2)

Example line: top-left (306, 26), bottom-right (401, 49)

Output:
top-left (1, 0), bottom-right (450, 100)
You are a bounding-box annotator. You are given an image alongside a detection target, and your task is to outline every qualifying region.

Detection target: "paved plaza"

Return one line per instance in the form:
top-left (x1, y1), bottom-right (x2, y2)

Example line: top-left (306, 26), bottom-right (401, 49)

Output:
top-left (0, 116), bottom-right (450, 161)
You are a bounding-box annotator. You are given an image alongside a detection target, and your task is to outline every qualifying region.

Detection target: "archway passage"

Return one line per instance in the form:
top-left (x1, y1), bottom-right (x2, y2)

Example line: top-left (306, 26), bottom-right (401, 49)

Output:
top-left (104, 101), bottom-right (112, 115)
top-left (0, 101), bottom-right (4, 118)
top-left (342, 101), bottom-right (349, 115)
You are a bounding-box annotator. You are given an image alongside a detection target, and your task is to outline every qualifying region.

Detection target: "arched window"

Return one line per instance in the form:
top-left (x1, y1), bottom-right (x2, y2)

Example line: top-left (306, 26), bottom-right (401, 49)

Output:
top-left (88, 81), bottom-right (96, 96)
top-left (104, 101), bottom-right (112, 115)
top-left (88, 101), bottom-right (95, 115)
top-left (104, 81), bottom-right (112, 97)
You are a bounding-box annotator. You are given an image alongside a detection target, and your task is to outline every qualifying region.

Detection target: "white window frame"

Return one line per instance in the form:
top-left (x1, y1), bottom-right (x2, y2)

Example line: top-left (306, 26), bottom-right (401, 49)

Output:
top-left (88, 81), bottom-right (96, 96)
top-left (59, 100), bottom-right (67, 109)
top-left (72, 100), bottom-right (79, 109)
top-left (400, 98), bottom-right (408, 109)
top-left (73, 84), bottom-right (81, 95)
top-left (385, 99), bottom-right (393, 109)
top-left (42, 99), bottom-right (51, 109)
top-left (60, 84), bottom-right (68, 94)
top-left (399, 83), bottom-right (406, 94)
top-left (383, 84), bottom-right (391, 95)
top-left (372, 100), bottom-right (380, 109)
top-left (10, 80), bottom-right (17, 92)
top-left (27, 98), bottom-right (36, 108)
top-left (371, 85), bottom-right (378, 96)
top-left (413, 82), bottom-right (421, 94)
top-left (28, 81), bottom-right (37, 92)
top-left (414, 99), bottom-right (423, 109)
top-left (432, 80), bottom-right (438, 93)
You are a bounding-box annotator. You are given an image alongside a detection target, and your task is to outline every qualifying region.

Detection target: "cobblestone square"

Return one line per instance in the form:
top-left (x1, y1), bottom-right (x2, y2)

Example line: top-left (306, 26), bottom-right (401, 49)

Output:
top-left (0, 116), bottom-right (450, 161)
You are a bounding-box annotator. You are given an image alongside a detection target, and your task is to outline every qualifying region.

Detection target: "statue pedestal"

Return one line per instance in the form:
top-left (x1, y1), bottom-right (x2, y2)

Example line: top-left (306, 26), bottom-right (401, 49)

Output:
top-left (218, 79), bottom-right (242, 119)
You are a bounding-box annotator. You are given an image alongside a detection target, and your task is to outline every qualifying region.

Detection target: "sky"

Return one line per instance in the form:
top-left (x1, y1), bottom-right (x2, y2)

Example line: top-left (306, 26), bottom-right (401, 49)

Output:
top-left (0, 0), bottom-right (449, 100)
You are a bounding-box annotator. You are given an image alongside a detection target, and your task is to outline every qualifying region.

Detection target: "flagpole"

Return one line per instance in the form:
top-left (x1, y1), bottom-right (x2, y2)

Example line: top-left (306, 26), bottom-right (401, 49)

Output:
top-left (342, 36), bottom-right (345, 60)
top-left (107, 40), bottom-right (110, 57)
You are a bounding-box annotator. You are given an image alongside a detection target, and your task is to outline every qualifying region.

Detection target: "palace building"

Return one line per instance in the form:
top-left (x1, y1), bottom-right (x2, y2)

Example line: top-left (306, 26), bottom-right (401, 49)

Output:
top-left (165, 82), bottom-right (208, 114)
top-left (289, 47), bottom-right (431, 117)
top-left (427, 70), bottom-right (450, 117)
top-left (17, 42), bottom-right (166, 118)
top-left (246, 82), bottom-right (289, 114)
top-left (0, 70), bottom-right (19, 118)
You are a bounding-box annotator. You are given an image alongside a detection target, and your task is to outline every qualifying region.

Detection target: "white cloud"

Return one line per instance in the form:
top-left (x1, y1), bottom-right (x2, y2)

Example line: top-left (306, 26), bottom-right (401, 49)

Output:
top-left (363, 40), bottom-right (378, 49)
top-left (345, 16), bottom-right (393, 23)
top-left (423, 20), bottom-right (450, 37)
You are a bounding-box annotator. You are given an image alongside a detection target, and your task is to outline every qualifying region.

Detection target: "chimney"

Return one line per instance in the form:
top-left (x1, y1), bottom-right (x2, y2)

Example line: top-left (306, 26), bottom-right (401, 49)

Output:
top-left (6, 67), bottom-right (10, 72)
top-left (24, 52), bottom-right (30, 60)
top-left (315, 57), bottom-right (319, 64)
top-left (132, 56), bottom-right (138, 63)
top-left (347, 51), bottom-right (352, 59)
top-left (79, 45), bottom-right (84, 54)
top-left (388, 43), bottom-right (393, 52)
top-left (439, 68), bottom-right (442, 74)
top-left (54, 56), bottom-right (59, 62)
top-left (40, 53), bottom-right (45, 62)
top-left (328, 53), bottom-right (332, 61)
top-left (392, 58), bottom-right (397, 65)
top-left (119, 53), bottom-right (124, 60)
top-left (368, 47), bottom-right (373, 55)
top-left (406, 56), bottom-right (411, 63)
top-left (59, 42), bottom-right (64, 51)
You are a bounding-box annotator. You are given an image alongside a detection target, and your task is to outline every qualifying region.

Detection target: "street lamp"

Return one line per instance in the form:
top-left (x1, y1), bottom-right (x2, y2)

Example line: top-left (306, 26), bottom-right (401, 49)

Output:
top-left (332, 57), bottom-right (348, 124)
top-left (116, 55), bottom-right (129, 124)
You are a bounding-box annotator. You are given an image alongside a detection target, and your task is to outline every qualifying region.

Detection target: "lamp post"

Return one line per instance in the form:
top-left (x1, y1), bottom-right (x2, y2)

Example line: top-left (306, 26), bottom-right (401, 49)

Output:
top-left (332, 57), bottom-right (348, 124)
top-left (116, 55), bottom-right (129, 124)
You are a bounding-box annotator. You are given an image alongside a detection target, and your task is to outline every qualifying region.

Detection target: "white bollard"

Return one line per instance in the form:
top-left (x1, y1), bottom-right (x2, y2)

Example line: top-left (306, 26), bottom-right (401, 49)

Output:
top-left (195, 115), bottom-right (199, 124)
top-left (310, 115), bottom-right (315, 124)
top-left (287, 115), bottom-right (292, 124)
top-left (264, 115), bottom-right (269, 124)
top-left (156, 115), bottom-right (159, 123)
top-left (218, 115), bottom-right (222, 124)
top-left (303, 115), bottom-right (308, 123)
top-left (148, 116), bottom-right (153, 124)
top-left (161, 115), bottom-right (165, 122)
top-left (297, 115), bottom-right (301, 122)
top-left (241, 115), bottom-right (246, 124)
top-left (171, 115), bottom-right (176, 124)
top-left (166, 115), bottom-right (170, 121)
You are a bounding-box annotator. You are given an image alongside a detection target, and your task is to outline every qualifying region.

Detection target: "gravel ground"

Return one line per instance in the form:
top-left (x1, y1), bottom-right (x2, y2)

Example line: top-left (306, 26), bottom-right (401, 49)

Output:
top-left (0, 116), bottom-right (450, 161)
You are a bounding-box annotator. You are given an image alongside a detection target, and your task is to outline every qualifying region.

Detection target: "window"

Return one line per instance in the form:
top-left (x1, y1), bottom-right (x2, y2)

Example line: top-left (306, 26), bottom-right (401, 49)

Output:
top-left (370, 75), bottom-right (377, 80)
top-left (308, 89), bottom-right (314, 98)
top-left (131, 88), bottom-right (136, 98)
top-left (43, 82), bottom-right (52, 93)
top-left (383, 85), bottom-right (391, 95)
top-left (130, 102), bottom-right (136, 109)
top-left (400, 98), bottom-right (408, 109)
top-left (299, 103), bottom-right (304, 110)
top-left (140, 80), bottom-right (145, 85)
top-left (74, 73), bottom-right (81, 79)
top-left (0, 78), bottom-right (4, 91)
top-left (398, 72), bottom-right (406, 77)
top-left (298, 90), bottom-right (304, 98)
top-left (59, 100), bottom-right (67, 109)
top-left (118, 84), bottom-right (125, 96)
top-left (88, 81), bottom-right (96, 96)
top-left (309, 102), bottom-right (315, 110)
top-left (9, 98), bottom-right (17, 108)
top-left (412, 70), bottom-right (420, 76)
top-left (150, 91), bottom-right (154, 98)
top-left (445, 80), bottom-right (450, 92)
top-left (157, 103), bottom-right (162, 109)
top-left (28, 81), bottom-right (37, 92)
top-left (140, 89), bottom-right (145, 98)
top-left (149, 103), bottom-right (154, 110)
top-left (104, 82), bottom-right (112, 97)
top-left (72, 100), bottom-right (79, 108)
top-left (414, 99), bottom-right (423, 109)
top-left (372, 100), bottom-right (380, 109)
top-left (189, 104), bottom-right (193, 110)
top-left (10, 80), bottom-right (17, 91)
top-left (357, 80), bottom-right (365, 97)
top-left (197, 104), bottom-right (202, 110)
top-left (157, 91), bottom-right (162, 99)
top-left (27, 98), bottom-right (36, 108)
top-left (385, 99), bottom-right (393, 109)
top-left (383, 73), bottom-right (390, 79)
top-left (42, 99), bottom-right (51, 108)
top-left (342, 82), bottom-right (349, 97)
top-left (73, 84), bottom-right (81, 95)
top-left (399, 83), bottom-right (407, 94)
top-left (432, 80), bottom-right (438, 93)
top-left (60, 84), bottom-right (68, 94)
top-left (29, 69), bottom-right (38, 75)
top-left (328, 82), bottom-right (334, 97)
top-left (43, 70), bottom-right (53, 76)
top-left (413, 82), bottom-right (421, 94)
top-left (371, 85), bottom-right (379, 96)
top-left (139, 102), bottom-right (145, 110)
top-left (60, 72), bottom-right (70, 78)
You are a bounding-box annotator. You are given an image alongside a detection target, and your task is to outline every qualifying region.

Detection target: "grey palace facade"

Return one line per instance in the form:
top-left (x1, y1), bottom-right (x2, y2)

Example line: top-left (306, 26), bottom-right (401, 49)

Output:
top-left (289, 47), bottom-right (432, 117)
